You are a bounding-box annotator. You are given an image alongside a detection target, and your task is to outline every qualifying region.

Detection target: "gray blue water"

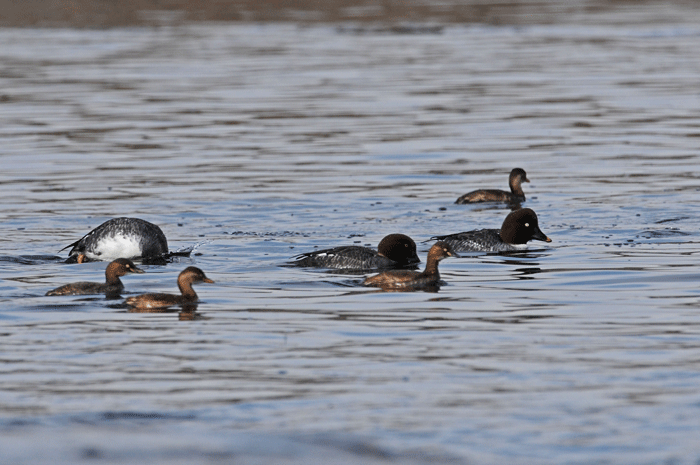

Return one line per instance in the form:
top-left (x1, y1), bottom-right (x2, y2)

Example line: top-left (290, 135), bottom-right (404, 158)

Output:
top-left (1, 16), bottom-right (700, 464)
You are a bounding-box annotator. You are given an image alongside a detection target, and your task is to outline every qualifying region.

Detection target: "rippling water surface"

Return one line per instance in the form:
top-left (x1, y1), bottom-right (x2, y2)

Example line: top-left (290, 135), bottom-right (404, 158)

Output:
top-left (2, 11), bottom-right (700, 464)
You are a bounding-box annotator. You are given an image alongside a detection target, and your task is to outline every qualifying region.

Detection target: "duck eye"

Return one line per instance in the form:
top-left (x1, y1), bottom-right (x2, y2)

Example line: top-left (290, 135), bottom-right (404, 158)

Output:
top-left (524, 223), bottom-right (530, 228)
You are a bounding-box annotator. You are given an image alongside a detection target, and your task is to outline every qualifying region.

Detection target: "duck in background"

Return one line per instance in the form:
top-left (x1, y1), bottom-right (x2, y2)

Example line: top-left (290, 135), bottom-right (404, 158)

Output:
top-left (59, 217), bottom-right (169, 263)
top-left (455, 168), bottom-right (529, 204)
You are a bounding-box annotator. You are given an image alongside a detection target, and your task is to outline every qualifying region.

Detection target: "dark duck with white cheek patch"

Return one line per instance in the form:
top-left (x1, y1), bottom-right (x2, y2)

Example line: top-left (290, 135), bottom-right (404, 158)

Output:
top-left (431, 208), bottom-right (552, 253)
top-left (291, 233), bottom-right (420, 270)
top-left (45, 258), bottom-right (144, 296)
top-left (455, 168), bottom-right (529, 204)
top-left (363, 242), bottom-right (457, 290)
top-left (59, 217), bottom-right (168, 263)
top-left (125, 266), bottom-right (214, 309)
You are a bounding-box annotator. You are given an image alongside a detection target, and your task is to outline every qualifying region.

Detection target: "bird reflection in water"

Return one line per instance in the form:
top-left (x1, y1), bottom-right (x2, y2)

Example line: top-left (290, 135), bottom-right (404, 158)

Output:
top-left (128, 302), bottom-right (204, 321)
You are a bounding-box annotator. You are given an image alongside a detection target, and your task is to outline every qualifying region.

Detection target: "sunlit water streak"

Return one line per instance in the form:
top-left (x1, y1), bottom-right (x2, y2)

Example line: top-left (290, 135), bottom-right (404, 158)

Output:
top-left (1, 15), bottom-right (700, 465)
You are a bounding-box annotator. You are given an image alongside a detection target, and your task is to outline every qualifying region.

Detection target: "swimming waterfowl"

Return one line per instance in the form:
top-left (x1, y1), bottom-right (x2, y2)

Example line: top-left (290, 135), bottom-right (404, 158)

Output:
top-left (431, 208), bottom-right (551, 252)
top-left (363, 241), bottom-right (457, 289)
top-left (59, 217), bottom-right (168, 263)
top-left (455, 168), bottom-right (529, 204)
top-left (125, 266), bottom-right (214, 309)
top-left (45, 258), bottom-right (144, 296)
top-left (291, 233), bottom-right (420, 270)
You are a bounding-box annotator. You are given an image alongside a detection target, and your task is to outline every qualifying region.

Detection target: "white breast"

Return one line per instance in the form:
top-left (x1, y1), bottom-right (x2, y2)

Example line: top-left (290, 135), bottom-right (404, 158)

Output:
top-left (87, 234), bottom-right (142, 260)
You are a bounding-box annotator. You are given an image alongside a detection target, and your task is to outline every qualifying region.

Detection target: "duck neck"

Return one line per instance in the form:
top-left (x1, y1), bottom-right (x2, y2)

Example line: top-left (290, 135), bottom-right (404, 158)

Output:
top-left (105, 268), bottom-right (123, 286)
top-left (510, 179), bottom-right (524, 196)
top-left (178, 280), bottom-right (199, 301)
top-left (422, 257), bottom-right (441, 278)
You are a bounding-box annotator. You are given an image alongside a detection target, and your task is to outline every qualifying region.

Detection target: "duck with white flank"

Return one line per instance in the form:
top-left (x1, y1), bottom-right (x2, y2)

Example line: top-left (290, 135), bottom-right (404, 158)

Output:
top-left (291, 233), bottom-right (420, 270)
top-left (431, 208), bottom-right (551, 253)
top-left (59, 217), bottom-right (169, 263)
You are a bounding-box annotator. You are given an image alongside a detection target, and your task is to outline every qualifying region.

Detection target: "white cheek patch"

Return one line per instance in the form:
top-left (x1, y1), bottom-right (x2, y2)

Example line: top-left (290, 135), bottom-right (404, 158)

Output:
top-left (87, 234), bottom-right (142, 260)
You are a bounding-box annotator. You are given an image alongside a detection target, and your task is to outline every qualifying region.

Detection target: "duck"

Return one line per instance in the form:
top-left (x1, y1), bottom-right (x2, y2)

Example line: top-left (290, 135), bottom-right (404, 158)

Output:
top-left (45, 258), bottom-right (144, 296)
top-left (291, 233), bottom-right (420, 270)
top-left (364, 241), bottom-right (457, 290)
top-left (455, 168), bottom-right (529, 204)
top-left (431, 208), bottom-right (551, 252)
top-left (59, 217), bottom-right (168, 263)
top-left (125, 266), bottom-right (214, 309)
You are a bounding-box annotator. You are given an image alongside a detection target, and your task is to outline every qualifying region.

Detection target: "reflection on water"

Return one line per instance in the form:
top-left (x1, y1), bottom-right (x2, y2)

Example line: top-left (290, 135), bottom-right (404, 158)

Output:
top-left (2, 5), bottom-right (700, 464)
top-left (127, 304), bottom-right (203, 321)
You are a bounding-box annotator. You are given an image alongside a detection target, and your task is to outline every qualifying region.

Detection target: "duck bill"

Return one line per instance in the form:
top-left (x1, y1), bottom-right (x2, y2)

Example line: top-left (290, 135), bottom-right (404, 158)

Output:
top-left (131, 267), bottom-right (146, 274)
top-left (448, 250), bottom-right (461, 258)
top-left (532, 227), bottom-right (552, 243)
top-left (203, 278), bottom-right (215, 284)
